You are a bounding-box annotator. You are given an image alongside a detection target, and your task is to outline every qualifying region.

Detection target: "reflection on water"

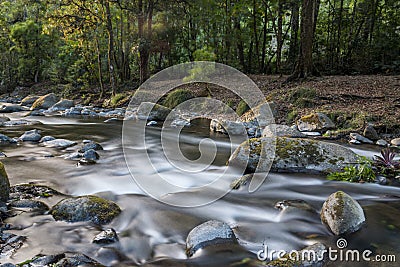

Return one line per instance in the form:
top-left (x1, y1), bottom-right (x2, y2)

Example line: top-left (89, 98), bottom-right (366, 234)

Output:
top-left (1, 114), bottom-right (400, 266)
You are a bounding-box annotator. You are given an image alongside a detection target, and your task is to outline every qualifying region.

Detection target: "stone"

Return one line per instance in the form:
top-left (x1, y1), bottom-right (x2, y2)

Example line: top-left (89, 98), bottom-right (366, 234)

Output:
top-left (83, 149), bottom-right (100, 161)
top-left (267, 242), bottom-right (326, 266)
top-left (0, 104), bottom-right (25, 113)
top-left (64, 152), bottom-right (82, 160)
top-left (78, 142), bottom-right (103, 153)
top-left (10, 184), bottom-right (63, 200)
top-left (92, 228), bottom-right (119, 244)
top-left (42, 139), bottom-right (77, 149)
top-left (0, 116), bottom-right (10, 124)
top-left (210, 119), bottom-right (246, 135)
top-left (239, 101), bottom-right (276, 127)
top-left (2, 120), bottom-right (42, 127)
top-left (49, 99), bottom-right (74, 111)
top-left (376, 139), bottom-right (388, 147)
top-left (170, 118), bottom-right (190, 127)
top-left (320, 191), bottom-right (365, 235)
top-left (229, 137), bottom-right (358, 174)
top-left (19, 129), bottom-right (41, 142)
top-left (0, 134), bottom-right (15, 144)
top-left (376, 176), bottom-right (387, 185)
top-left (262, 124), bottom-right (306, 138)
top-left (349, 139), bottom-right (361, 145)
top-left (146, 120), bottom-right (157, 126)
top-left (297, 112), bottom-right (335, 132)
top-left (50, 195), bottom-right (121, 224)
top-left (274, 199), bottom-right (317, 214)
top-left (104, 118), bottom-right (120, 123)
top-left (20, 95), bottom-right (39, 107)
top-left (349, 133), bottom-right (373, 144)
top-left (230, 174), bottom-right (253, 190)
top-left (31, 93), bottom-right (60, 110)
top-left (0, 162), bottom-right (10, 202)
top-left (391, 138), bottom-right (400, 146)
top-left (136, 102), bottom-right (172, 121)
top-left (9, 199), bottom-right (49, 212)
top-left (363, 125), bottom-right (379, 141)
top-left (186, 220), bottom-right (237, 257)
top-left (39, 136), bottom-right (55, 143)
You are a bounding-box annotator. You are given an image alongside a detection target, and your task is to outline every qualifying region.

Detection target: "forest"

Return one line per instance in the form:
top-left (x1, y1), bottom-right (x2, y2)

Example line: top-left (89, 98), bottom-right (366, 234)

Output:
top-left (0, 0), bottom-right (399, 97)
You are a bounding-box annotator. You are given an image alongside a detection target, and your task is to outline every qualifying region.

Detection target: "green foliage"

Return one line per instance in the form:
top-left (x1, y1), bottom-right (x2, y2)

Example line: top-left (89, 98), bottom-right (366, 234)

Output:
top-left (236, 100), bottom-right (250, 116)
top-left (193, 46), bottom-right (217, 61)
top-left (287, 109), bottom-right (298, 123)
top-left (163, 89), bottom-right (194, 109)
top-left (327, 157), bottom-right (376, 183)
top-left (110, 93), bottom-right (126, 106)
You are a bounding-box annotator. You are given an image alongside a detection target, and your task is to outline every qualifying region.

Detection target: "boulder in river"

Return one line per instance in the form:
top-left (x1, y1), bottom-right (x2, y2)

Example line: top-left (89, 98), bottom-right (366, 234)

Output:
top-left (349, 133), bottom-right (373, 144)
top-left (376, 139), bottom-right (388, 147)
top-left (0, 162), bottom-right (10, 202)
top-left (0, 104), bottom-right (25, 113)
top-left (9, 199), bottom-right (49, 213)
top-left (262, 124), bottom-right (306, 138)
top-left (239, 101), bottom-right (276, 127)
top-left (31, 93), bottom-right (60, 110)
top-left (363, 125), bottom-right (379, 141)
top-left (297, 112), bottom-right (335, 132)
top-left (0, 134), bottom-right (16, 144)
top-left (79, 142), bottom-right (103, 153)
top-left (20, 95), bottom-right (39, 107)
top-left (50, 195), bottom-right (121, 224)
top-left (92, 228), bottom-right (119, 244)
top-left (83, 149), bottom-right (100, 161)
top-left (320, 191), bottom-right (365, 235)
top-left (210, 119), bottom-right (247, 135)
top-left (19, 129), bottom-right (41, 142)
top-left (39, 136), bottom-right (56, 143)
top-left (49, 99), bottom-right (75, 112)
top-left (136, 102), bottom-right (172, 121)
top-left (229, 137), bottom-right (358, 174)
top-left (42, 138), bottom-right (77, 149)
top-left (186, 220), bottom-right (237, 257)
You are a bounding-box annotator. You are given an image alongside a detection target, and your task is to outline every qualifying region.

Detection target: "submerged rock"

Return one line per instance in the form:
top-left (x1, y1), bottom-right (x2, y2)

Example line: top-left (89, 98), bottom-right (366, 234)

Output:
top-left (39, 136), bottom-right (56, 143)
top-left (262, 124), bottom-right (306, 138)
top-left (42, 138), bottom-right (77, 149)
top-left (297, 112), bottom-right (335, 132)
top-left (0, 134), bottom-right (16, 144)
top-left (79, 142), bottom-right (103, 153)
top-left (9, 199), bottom-right (49, 212)
top-left (9, 184), bottom-right (63, 200)
top-left (19, 253), bottom-right (104, 267)
top-left (50, 195), bottom-right (121, 224)
top-left (230, 174), bottom-right (253, 190)
top-left (274, 199), bottom-right (317, 214)
top-left (92, 228), bottom-right (119, 244)
top-left (186, 220), bottom-right (237, 257)
top-left (31, 93), bottom-right (60, 110)
top-left (0, 104), bottom-right (25, 113)
top-left (320, 191), bottom-right (365, 235)
top-left (19, 129), bottom-right (41, 142)
top-left (229, 137), bottom-right (358, 174)
top-left (0, 162), bottom-right (10, 202)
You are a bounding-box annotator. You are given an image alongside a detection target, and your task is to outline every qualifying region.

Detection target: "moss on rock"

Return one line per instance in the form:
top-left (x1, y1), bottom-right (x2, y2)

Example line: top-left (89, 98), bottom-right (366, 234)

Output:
top-left (50, 195), bottom-right (121, 225)
top-left (0, 161), bottom-right (10, 202)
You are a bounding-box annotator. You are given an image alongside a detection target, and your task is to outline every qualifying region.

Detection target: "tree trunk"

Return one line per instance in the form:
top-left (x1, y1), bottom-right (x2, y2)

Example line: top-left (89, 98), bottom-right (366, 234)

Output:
top-left (95, 37), bottom-right (105, 98)
top-left (104, 0), bottom-right (117, 96)
top-left (288, 0), bottom-right (300, 70)
top-left (276, 0), bottom-right (283, 74)
top-left (138, 0), bottom-right (153, 84)
top-left (287, 0), bottom-right (319, 81)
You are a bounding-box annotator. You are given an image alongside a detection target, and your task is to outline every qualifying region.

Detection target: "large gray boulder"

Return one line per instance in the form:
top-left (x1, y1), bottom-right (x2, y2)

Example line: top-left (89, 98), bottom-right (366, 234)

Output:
top-left (49, 99), bottom-right (74, 111)
top-left (0, 162), bottom-right (10, 202)
top-left (229, 137), bottom-right (358, 173)
top-left (0, 104), bottom-right (26, 113)
top-left (210, 119), bottom-right (247, 135)
top-left (262, 124), bottom-right (306, 138)
top-left (186, 220), bottom-right (237, 257)
top-left (135, 102), bottom-right (172, 121)
top-left (297, 112), bottom-right (335, 132)
top-left (42, 139), bottom-right (77, 149)
top-left (31, 93), bottom-right (60, 110)
top-left (320, 191), bottom-right (365, 235)
top-left (50, 195), bottom-right (121, 224)
top-left (19, 129), bottom-right (42, 142)
top-left (240, 101), bottom-right (276, 127)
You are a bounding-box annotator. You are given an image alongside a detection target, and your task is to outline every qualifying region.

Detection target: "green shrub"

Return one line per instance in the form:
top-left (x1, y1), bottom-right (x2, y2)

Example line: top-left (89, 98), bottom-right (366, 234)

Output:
top-left (287, 109), bottom-right (298, 123)
top-left (327, 157), bottom-right (376, 183)
top-left (163, 89), bottom-right (194, 109)
top-left (236, 100), bottom-right (250, 116)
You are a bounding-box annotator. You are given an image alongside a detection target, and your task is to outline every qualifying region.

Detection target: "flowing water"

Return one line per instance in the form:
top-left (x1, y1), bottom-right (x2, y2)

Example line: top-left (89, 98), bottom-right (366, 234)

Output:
top-left (1, 111), bottom-right (400, 266)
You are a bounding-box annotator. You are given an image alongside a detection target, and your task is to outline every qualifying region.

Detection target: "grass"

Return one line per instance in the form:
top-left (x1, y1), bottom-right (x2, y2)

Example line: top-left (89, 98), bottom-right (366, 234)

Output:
top-left (236, 100), bottom-right (250, 116)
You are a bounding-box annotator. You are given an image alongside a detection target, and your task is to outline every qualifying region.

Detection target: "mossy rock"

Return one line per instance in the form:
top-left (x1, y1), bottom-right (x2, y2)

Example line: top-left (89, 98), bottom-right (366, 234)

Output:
top-left (50, 195), bottom-right (121, 225)
top-left (0, 161), bottom-right (10, 202)
top-left (163, 89), bottom-right (194, 109)
top-left (320, 191), bottom-right (365, 235)
top-left (136, 102), bottom-right (172, 121)
top-left (229, 137), bottom-right (358, 174)
top-left (31, 93), bottom-right (60, 110)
